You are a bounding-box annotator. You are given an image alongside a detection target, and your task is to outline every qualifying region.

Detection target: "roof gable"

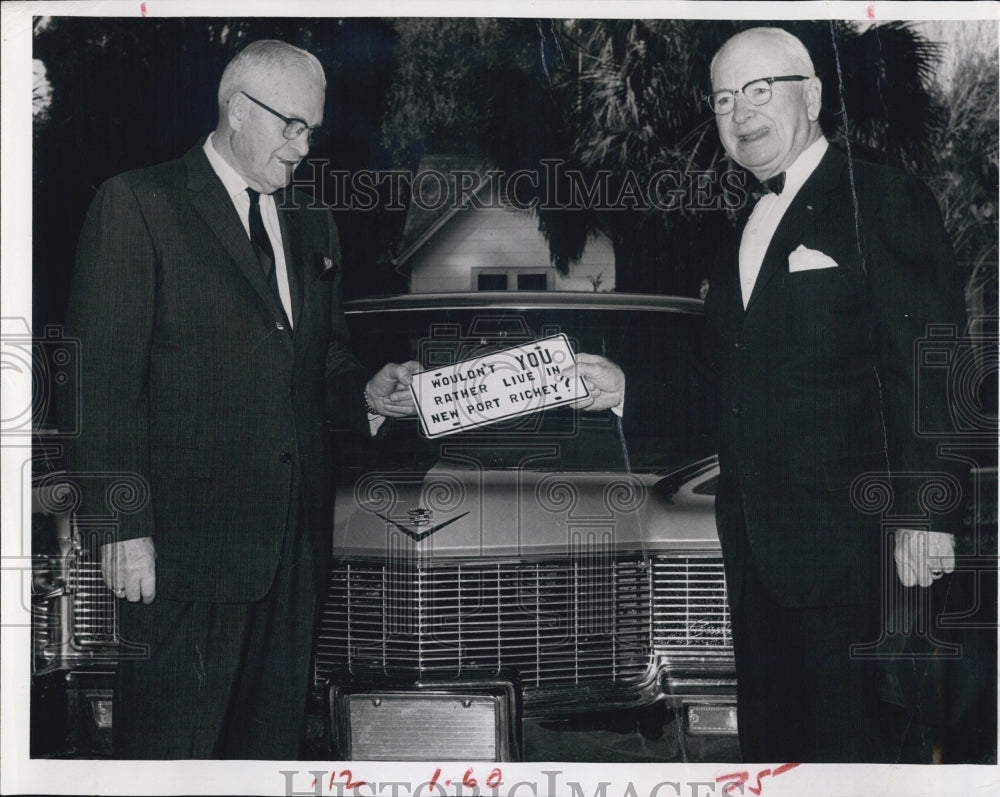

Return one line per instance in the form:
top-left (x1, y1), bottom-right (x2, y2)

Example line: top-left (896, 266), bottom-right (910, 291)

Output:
top-left (394, 155), bottom-right (491, 267)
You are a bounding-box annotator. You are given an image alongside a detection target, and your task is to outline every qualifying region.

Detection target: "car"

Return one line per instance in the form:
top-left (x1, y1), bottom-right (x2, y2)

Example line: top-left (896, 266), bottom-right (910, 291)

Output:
top-left (315, 291), bottom-right (735, 762)
top-left (29, 290), bottom-right (735, 762)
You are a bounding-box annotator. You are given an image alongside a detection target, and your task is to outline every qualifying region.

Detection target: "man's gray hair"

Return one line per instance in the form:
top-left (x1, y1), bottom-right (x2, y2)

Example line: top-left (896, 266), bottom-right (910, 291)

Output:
top-left (710, 27), bottom-right (816, 78)
top-left (217, 39), bottom-right (326, 106)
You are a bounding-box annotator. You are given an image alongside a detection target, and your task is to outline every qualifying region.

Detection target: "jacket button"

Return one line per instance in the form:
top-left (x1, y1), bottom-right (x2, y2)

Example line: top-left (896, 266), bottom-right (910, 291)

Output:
top-left (731, 407), bottom-right (743, 417)
top-left (275, 321), bottom-right (286, 331)
top-left (280, 452), bottom-right (292, 463)
top-left (734, 342), bottom-right (745, 351)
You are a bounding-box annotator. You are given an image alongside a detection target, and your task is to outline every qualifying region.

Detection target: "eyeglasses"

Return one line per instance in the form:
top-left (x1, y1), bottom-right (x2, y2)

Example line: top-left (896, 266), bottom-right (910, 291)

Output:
top-left (704, 75), bottom-right (811, 115)
top-left (238, 91), bottom-right (322, 144)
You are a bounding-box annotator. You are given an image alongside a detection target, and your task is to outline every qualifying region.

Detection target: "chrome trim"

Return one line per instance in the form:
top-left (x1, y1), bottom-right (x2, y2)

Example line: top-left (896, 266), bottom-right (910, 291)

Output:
top-left (344, 291), bottom-right (704, 316)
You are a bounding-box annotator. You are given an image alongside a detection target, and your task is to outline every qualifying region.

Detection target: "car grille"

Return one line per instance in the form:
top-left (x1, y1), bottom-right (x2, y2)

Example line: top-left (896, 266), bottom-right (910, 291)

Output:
top-left (69, 553), bottom-right (119, 650)
top-left (33, 534), bottom-right (120, 669)
top-left (650, 557), bottom-right (732, 651)
top-left (315, 554), bottom-right (731, 690)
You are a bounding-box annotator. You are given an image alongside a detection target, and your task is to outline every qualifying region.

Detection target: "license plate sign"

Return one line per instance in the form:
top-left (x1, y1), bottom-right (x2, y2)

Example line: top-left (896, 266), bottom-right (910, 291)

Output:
top-left (410, 334), bottom-right (588, 438)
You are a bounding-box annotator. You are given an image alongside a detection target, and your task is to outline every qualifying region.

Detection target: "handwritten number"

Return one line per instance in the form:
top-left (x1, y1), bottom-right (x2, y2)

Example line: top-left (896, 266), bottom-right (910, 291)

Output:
top-left (343, 771), bottom-right (366, 789)
top-left (329, 770), bottom-right (366, 790)
top-left (486, 768), bottom-right (502, 788)
top-left (462, 768), bottom-right (478, 788)
top-left (716, 764), bottom-right (799, 797)
top-left (772, 762), bottom-right (801, 776)
top-left (748, 768), bottom-right (771, 796)
top-left (716, 771), bottom-right (749, 796)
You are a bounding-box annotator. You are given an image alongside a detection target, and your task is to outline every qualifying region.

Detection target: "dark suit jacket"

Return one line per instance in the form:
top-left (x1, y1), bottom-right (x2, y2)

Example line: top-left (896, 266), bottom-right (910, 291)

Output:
top-left (704, 145), bottom-right (968, 609)
top-left (61, 143), bottom-right (370, 602)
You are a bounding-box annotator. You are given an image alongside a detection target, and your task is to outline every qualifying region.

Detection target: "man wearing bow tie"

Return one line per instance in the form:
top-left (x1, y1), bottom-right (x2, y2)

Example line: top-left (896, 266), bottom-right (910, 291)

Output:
top-left (60, 40), bottom-right (420, 759)
top-left (703, 28), bottom-right (968, 761)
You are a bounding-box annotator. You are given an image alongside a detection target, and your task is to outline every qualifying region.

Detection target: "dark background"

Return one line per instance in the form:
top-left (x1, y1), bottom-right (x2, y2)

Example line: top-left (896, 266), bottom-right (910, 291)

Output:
top-left (33, 17), bottom-right (998, 318)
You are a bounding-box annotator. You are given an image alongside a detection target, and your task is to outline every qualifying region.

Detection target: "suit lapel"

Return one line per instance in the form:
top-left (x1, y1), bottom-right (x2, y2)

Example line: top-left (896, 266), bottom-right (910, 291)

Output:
top-left (744, 147), bottom-right (847, 312)
top-left (277, 205), bottom-right (306, 330)
top-left (183, 146), bottom-right (293, 341)
top-left (720, 218), bottom-right (746, 328)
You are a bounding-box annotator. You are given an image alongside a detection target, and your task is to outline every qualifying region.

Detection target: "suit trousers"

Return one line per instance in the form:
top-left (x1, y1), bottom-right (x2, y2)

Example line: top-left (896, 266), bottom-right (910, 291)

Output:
top-left (731, 553), bottom-right (889, 763)
top-left (113, 504), bottom-right (317, 759)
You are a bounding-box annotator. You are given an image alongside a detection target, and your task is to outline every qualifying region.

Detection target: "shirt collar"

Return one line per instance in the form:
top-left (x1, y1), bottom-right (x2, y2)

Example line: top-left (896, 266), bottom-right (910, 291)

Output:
top-left (203, 133), bottom-right (251, 202)
top-left (779, 135), bottom-right (828, 198)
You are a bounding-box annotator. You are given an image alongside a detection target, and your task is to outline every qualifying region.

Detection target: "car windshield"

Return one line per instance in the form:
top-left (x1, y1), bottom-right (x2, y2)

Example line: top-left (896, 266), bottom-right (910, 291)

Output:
top-left (335, 302), bottom-right (716, 475)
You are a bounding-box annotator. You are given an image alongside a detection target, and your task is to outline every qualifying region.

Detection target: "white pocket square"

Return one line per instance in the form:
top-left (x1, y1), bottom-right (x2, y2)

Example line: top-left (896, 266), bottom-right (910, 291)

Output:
top-left (788, 244), bottom-right (839, 272)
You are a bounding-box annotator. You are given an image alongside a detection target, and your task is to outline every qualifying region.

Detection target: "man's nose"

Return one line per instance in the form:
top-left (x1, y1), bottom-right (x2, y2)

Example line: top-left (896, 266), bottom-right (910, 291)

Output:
top-left (288, 131), bottom-right (310, 158)
top-left (731, 94), bottom-right (755, 124)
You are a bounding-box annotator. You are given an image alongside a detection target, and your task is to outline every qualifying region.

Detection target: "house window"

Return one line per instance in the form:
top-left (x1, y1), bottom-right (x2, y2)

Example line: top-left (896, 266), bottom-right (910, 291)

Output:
top-left (474, 269), bottom-right (551, 291)
top-left (477, 273), bottom-right (508, 291)
top-left (517, 273), bottom-right (548, 291)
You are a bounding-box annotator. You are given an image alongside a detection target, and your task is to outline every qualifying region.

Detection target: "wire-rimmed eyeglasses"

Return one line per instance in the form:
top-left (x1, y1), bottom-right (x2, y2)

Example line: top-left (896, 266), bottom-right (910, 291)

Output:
top-left (704, 75), bottom-right (810, 115)
top-left (238, 91), bottom-right (322, 144)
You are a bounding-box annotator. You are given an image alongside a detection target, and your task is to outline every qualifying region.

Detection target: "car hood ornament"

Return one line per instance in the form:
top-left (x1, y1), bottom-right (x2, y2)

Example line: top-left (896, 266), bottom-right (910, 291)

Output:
top-left (408, 507), bottom-right (433, 526)
top-left (376, 507), bottom-right (470, 542)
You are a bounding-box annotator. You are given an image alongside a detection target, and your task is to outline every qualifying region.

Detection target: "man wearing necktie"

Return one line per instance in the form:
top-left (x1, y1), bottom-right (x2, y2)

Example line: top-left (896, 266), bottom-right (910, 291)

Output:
top-left (702, 28), bottom-right (968, 761)
top-left (60, 40), bottom-right (420, 758)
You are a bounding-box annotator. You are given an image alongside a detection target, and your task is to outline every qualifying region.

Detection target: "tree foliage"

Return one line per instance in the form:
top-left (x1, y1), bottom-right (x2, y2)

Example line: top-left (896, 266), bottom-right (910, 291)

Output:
top-left (382, 19), bottom-right (494, 167)
top-left (924, 33), bottom-right (998, 313)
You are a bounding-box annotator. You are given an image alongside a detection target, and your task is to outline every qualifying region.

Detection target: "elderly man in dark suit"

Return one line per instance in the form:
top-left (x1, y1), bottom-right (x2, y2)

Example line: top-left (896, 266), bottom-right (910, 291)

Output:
top-left (60, 40), bottom-right (419, 759)
top-left (703, 27), bottom-right (968, 762)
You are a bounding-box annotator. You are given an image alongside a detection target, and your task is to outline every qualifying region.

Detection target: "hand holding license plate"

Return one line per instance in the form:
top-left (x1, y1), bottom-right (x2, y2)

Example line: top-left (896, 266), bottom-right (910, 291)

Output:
top-left (410, 334), bottom-right (589, 438)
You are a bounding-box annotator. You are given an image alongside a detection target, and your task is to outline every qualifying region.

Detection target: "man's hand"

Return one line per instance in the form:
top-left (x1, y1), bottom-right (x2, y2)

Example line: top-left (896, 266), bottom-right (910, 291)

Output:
top-left (365, 361), bottom-right (421, 417)
top-left (562, 353), bottom-right (626, 412)
top-left (101, 537), bottom-right (157, 603)
top-left (894, 529), bottom-right (955, 587)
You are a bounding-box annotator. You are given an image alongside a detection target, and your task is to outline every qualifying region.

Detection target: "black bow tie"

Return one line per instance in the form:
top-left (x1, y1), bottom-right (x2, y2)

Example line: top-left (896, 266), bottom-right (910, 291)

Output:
top-left (750, 172), bottom-right (786, 199)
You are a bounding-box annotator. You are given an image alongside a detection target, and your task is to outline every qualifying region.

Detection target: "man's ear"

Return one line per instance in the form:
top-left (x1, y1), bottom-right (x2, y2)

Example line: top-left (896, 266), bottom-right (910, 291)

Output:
top-left (805, 76), bottom-right (822, 122)
top-left (227, 92), bottom-right (247, 132)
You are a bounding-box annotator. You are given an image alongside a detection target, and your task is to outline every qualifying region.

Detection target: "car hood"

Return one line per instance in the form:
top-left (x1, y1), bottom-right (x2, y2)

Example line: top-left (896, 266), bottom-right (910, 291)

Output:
top-left (333, 458), bottom-right (720, 559)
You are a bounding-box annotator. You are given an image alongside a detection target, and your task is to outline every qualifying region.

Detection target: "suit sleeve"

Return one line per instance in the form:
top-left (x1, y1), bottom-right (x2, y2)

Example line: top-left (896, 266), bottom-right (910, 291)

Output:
top-left (322, 212), bottom-right (370, 434)
top-left (59, 177), bottom-right (157, 541)
top-left (866, 170), bottom-right (969, 534)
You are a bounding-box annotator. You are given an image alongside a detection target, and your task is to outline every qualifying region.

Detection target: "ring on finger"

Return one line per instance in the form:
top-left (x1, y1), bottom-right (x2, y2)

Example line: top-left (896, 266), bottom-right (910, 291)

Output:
top-left (930, 569), bottom-right (944, 578)
top-left (113, 586), bottom-right (126, 596)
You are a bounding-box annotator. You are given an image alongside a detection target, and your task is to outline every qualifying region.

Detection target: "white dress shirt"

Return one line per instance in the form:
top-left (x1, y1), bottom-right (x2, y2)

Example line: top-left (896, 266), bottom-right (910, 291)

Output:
top-left (203, 134), bottom-right (294, 326)
top-left (739, 136), bottom-right (829, 307)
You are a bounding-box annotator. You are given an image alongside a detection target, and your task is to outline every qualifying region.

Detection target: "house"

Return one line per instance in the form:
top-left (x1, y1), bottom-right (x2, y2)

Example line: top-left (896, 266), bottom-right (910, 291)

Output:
top-left (392, 156), bottom-right (615, 293)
